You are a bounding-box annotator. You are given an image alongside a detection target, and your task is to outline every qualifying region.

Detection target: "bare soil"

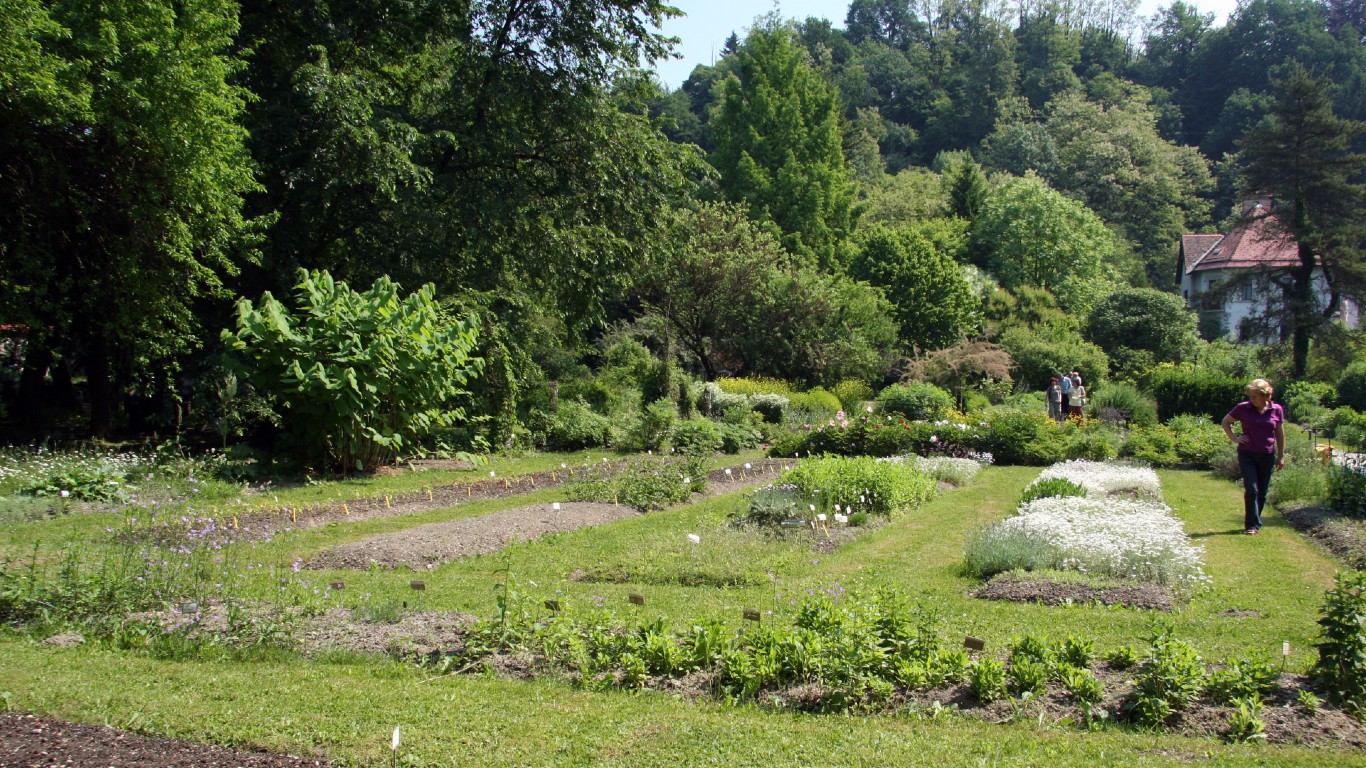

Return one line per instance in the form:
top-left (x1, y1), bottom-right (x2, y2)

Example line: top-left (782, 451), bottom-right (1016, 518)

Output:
top-left (305, 463), bottom-right (785, 570)
top-left (1279, 502), bottom-right (1366, 569)
top-left (971, 572), bottom-right (1175, 611)
top-left (0, 712), bottom-right (339, 768)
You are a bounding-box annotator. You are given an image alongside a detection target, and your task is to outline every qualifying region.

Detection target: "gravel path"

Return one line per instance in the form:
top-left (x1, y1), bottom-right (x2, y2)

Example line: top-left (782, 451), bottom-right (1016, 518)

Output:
top-left (307, 467), bottom-right (783, 571)
top-left (307, 501), bottom-right (639, 570)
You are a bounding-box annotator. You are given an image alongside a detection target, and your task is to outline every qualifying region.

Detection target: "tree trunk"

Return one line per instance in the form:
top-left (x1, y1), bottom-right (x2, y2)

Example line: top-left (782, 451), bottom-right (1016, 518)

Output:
top-left (86, 339), bottom-right (114, 439)
top-left (17, 342), bottom-right (51, 433)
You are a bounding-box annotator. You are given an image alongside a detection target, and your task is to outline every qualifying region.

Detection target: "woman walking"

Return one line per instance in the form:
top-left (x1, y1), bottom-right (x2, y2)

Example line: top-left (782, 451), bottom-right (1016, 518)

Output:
top-left (1221, 378), bottom-right (1285, 534)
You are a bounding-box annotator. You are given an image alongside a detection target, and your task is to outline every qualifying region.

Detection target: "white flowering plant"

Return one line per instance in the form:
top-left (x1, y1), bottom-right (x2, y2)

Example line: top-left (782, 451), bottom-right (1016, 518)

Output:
top-left (966, 460), bottom-right (1207, 590)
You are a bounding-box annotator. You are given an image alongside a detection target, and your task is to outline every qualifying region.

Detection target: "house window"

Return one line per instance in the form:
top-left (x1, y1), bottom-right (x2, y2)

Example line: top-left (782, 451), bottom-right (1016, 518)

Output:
top-left (1207, 278), bottom-right (1220, 292)
top-left (1241, 283), bottom-right (1254, 301)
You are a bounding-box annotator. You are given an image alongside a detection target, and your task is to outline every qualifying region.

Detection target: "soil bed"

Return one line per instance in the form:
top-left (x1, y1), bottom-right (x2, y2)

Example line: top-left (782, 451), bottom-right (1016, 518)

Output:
top-left (307, 465), bottom-right (782, 570)
top-left (1278, 502), bottom-right (1366, 569)
top-left (0, 712), bottom-right (340, 768)
top-left (970, 572), bottom-right (1175, 611)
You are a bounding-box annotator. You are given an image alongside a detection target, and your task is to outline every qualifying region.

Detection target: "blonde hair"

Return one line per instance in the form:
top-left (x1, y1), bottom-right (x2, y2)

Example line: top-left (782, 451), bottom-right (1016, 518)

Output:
top-left (1246, 378), bottom-right (1273, 397)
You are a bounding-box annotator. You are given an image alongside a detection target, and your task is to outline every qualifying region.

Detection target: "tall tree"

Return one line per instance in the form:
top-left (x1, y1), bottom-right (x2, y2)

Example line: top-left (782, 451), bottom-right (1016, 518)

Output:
top-left (1239, 64), bottom-right (1366, 377)
top-left (711, 21), bottom-right (857, 270)
top-left (971, 174), bottom-right (1117, 314)
top-left (850, 225), bottom-right (979, 350)
top-left (0, 0), bottom-right (260, 435)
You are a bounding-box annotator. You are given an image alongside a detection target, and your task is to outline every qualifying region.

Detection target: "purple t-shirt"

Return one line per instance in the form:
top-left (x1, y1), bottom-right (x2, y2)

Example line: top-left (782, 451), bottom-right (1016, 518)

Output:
top-left (1227, 401), bottom-right (1284, 454)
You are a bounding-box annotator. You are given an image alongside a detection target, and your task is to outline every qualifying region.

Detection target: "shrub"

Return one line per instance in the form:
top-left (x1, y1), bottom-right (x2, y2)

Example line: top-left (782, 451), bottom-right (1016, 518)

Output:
top-left (876, 382), bottom-right (955, 421)
top-left (1143, 365), bottom-right (1243, 422)
top-left (748, 393), bottom-right (789, 424)
top-left (567, 455), bottom-right (705, 512)
top-left (780, 456), bottom-right (937, 518)
top-left (1087, 381), bottom-right (1158, 428)
top-left (977, 410), bottom-right (1066, 465)
top-left (1165, 415), bottom-right (1228, 467)
top-left (1313, 570), bottom-right (1366, 717)
top-left (831, 379), bottom-right (875, 413)
top-left (223, 270), bottom-right (483, 470)
top-left (1062, 425), bottom-right (1121, 461)
top-left (1206, 653), bottom-right (1278, 705)
top-left (1327, 462), bottom-right (1366, 518)
top-left (1282, 380), bottom-right (1337, 424)
top-left (671, 419), bottom-right (724, 455)
top-left (738, 484), bottom-right (804, 526)
top-left (539, 400), bottom-right (612, 451)
top-left (788, 388), bottom-right (842, 417)
top-left (716, 420), bottom-right (762, 454)
top-left (622, 398), bottom-right (676, 452)
top-left (969, 657), bottom-right (1008, 702)
top-left (1019, 477), bottom-right (1087, 505)
top-left (1337, 362), bottom-right (1366, 412)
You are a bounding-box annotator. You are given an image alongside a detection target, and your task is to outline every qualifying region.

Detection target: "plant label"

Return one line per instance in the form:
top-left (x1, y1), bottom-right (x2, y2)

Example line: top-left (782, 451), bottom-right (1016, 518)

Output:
top-left (629, 593), bottom-right (646, 606)
top-left (743, 608), bottom-right (761, 622)
top-left (544, 599), bottom-right (561, 612)
top-left (410, 580), bottom-right (426, 591)
top-left (963, 636), bottom-right (986, 651)
top-left (331, 581), bottom-right (345, 590)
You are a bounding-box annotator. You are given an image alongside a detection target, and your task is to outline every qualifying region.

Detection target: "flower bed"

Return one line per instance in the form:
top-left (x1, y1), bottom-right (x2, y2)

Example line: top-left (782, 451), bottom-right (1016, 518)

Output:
top-left (1029, 459), bottom-right (1162, 499)
top-left (967, 460), bottom-right (1207, 590)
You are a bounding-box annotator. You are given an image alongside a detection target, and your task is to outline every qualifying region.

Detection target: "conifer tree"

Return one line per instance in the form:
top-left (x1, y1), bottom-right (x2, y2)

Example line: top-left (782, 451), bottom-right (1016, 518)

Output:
top-left (711, 21), bottom-right (856, 271)
top-left (1240, 64), bottom-right (1365, 377)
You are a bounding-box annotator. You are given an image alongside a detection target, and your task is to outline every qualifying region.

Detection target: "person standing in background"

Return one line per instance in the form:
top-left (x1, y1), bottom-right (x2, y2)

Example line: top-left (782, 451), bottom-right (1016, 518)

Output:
top-left (1047, 378), bottom-right (1062, 421)
top-left (1058, 372), bottom-right (1072, 416)
top-left (1221, 378), bottom-right (1285, 535)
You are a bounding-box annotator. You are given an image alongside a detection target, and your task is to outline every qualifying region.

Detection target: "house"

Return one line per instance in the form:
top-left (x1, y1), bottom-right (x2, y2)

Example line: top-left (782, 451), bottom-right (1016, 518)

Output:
top-left (1176, 197), bottom-right (1358, 341)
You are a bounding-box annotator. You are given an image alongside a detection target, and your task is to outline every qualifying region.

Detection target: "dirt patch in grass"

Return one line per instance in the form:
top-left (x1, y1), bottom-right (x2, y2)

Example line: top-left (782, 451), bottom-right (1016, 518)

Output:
top-left (1279, 502), bottom-right (1366, 569)
top-left (305, 464), bottom-right (784, 571)
top-left (970, 572), bottom-right (1175, 611)
top-left (0, 711), bottom-right (339, 768)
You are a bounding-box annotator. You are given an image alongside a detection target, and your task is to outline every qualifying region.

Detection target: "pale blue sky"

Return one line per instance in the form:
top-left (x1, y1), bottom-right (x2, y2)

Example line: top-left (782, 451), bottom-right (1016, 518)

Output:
top-left (651, 0), bottom-right (1242, 89)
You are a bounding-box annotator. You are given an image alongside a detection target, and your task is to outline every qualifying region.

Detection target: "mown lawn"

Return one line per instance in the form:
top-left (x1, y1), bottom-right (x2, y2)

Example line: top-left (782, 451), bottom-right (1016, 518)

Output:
top-left (0, 459), bottom-right (1357, 767)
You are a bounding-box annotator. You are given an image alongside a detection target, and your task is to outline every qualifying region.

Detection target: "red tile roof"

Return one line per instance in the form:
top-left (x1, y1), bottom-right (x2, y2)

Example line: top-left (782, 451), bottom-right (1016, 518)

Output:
top-left (1183, 210), bottom-right (1304, 274)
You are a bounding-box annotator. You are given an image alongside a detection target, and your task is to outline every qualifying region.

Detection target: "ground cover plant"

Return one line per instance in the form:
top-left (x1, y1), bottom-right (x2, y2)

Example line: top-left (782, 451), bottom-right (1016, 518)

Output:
top-left (965, 460), bottom-right (1208, 590)
top-left (0, 448), bottom-right (1363, 766)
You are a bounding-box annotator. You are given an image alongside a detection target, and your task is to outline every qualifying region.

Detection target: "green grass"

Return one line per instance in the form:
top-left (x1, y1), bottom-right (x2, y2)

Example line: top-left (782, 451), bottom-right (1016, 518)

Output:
top-left (0, 459), bottom-right (1359, 766)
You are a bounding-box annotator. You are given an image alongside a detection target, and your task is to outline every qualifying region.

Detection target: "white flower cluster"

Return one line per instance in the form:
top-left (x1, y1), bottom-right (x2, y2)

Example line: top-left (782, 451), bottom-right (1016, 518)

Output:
top-left (971, 459), bottom-right (1207, 589)
top-left (912, 456), bottom-right (982, 486)
top-left (1031, 459), bottom-right (1162, 500)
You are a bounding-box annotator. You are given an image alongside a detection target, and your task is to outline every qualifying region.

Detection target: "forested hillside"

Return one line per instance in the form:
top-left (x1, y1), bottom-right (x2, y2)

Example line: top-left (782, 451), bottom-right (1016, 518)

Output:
top-left (0, 0), bottom-right (1362, 463)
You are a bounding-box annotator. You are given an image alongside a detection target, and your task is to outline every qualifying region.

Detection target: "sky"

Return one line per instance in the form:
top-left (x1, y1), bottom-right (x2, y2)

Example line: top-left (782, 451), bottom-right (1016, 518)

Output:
top-left (651, 0), bottom-right (1243, 89)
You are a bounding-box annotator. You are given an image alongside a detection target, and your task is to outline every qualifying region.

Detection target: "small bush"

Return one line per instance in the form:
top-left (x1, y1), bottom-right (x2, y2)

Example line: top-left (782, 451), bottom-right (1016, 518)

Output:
top-left (1282, 380), bottom-right (1337, 424)
top-left (1087, 381), bottom-right (1158, 428)
top-left (1019, 477), bottom-right (1087, 505)
top-left (1327, 463), bottom-right (1366, 518)
top-left (566, 455), bottom-right (704, 512)
top-left (1337, 362), bottom-right (1366, 412)
top-left (539, 400), bottom-right (613, 451)
top-left (969, 657), bottom-right (1008, 702)
top-left (1206, 653), bottom-right (1278, 705)
top-left (876, 382), bottom-right (955, 421)
top-left (748, 393), bottom-right (789, 424)
top-left (789, 387), bottom-right (843, 417)
top-left (714, 376), bottom-right (795, 397)
top-left (1312, 570), bottom-right (1366, 717)
top-left (977, 410), bottom-right (1066, 466)
top-left (781, 456), bottom-right (937, 518)
top-left (831, 379), bottom-right (875, 413)
top-left (671, 419), bottom-right (724, 456)
top-left (1127, 628), bottom-right (1206, 728)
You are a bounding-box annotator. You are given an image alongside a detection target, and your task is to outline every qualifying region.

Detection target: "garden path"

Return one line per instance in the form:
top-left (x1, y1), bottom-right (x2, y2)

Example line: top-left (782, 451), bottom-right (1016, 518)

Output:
top-left (307, 467), bottom-right (781, 570)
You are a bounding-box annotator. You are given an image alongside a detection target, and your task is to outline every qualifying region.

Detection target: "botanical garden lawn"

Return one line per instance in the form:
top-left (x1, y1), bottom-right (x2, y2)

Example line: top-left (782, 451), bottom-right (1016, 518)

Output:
top-left (0, 461), bottom-right (1356, 766)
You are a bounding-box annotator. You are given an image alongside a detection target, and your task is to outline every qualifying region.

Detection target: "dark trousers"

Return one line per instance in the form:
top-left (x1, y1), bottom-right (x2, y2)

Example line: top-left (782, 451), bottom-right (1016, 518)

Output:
top-left (1238, 450), bottom-right (1275, 530)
